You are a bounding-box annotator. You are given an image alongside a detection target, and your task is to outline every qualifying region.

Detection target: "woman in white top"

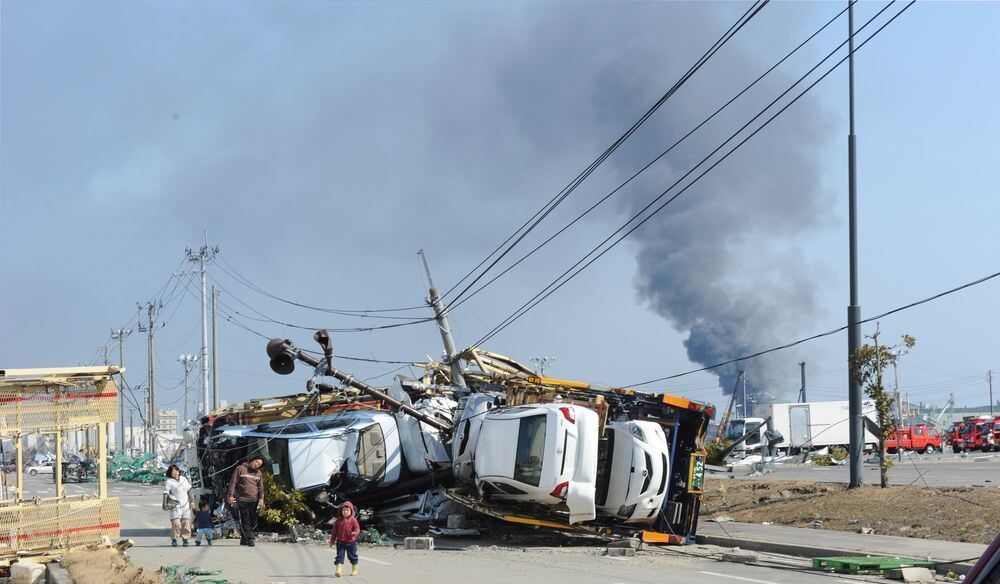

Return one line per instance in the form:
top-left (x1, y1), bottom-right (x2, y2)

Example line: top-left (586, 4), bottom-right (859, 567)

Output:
top-left (163, 464), bottom-right (193, 546)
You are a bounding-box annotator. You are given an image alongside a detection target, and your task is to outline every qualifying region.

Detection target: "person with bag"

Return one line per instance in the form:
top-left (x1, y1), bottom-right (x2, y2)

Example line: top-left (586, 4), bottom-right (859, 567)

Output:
top-left (163, 464), bottom-right (193, 547)
top-left (226, 454), bottom-right (265, 546)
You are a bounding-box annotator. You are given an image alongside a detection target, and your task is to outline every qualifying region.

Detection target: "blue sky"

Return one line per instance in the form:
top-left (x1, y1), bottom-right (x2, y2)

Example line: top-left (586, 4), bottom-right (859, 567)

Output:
top-left (2, 1), bottom-right (997, 433)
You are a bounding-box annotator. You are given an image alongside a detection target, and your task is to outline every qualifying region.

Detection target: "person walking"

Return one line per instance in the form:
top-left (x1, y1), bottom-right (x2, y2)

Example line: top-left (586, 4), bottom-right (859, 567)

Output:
top-left (227, 454), bottom-right (265, 546)
top-left (329, 501), bottom-right (360, 577)
top-left (163, 464), bottom-right (192, 547)
top-left (194, 501), bottom-right (214, 546)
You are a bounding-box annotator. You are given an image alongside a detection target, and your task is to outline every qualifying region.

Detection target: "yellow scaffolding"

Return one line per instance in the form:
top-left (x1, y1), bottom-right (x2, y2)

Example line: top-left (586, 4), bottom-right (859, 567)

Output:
top-left (0, 366), bottom-right (121, 564)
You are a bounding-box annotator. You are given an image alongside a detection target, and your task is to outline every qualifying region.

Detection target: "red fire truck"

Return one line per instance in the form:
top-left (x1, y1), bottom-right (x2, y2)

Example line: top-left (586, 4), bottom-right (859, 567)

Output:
top-left (963, 417), bottom-right (996, 452)
top-left (946, 421), bottom-right (964, 453)
top-left (886, 424), bottom-right (943, 454)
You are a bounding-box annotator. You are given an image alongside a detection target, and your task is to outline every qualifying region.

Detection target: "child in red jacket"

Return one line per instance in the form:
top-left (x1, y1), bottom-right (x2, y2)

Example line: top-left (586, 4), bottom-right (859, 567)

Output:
top-left (329, 501), bottom-right (360, 577)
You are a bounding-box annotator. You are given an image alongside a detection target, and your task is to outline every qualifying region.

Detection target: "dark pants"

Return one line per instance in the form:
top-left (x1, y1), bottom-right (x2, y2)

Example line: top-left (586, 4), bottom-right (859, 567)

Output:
top-left (335, 541), bottom-right (358, 565)
top-left (234, 500), bottom-right (259, 542)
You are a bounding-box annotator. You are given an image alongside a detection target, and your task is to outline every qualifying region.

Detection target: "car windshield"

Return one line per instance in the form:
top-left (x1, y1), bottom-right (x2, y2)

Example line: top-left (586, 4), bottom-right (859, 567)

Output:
top-left (513, 414), bottom-right (546, 487)
top-left (724, 421), bottom-right (745, 442)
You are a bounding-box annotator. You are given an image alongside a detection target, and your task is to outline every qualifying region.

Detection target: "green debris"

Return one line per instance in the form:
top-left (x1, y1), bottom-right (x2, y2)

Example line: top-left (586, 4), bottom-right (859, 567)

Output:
top-left (812, 556), bottom-right (936, 575)
top-left (358, 526), bottom-right (393, 545)
top-left (109, 453), bottom-right (165, 484)
top-left (160, 564), bottom-right (231, 584)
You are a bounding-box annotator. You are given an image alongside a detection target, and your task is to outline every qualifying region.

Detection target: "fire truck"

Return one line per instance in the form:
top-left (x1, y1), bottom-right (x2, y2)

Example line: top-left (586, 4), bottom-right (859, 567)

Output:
top-left (962, 417), bottom-right (996, 452)
top-left (946, 421), bottom-right (964, 453)
top-left (885, 423), bottom-right (943, 454)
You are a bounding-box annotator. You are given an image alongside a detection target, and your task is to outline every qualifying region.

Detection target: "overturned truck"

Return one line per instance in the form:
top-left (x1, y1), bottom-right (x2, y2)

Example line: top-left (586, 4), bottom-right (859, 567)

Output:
top-left (190, 331), bottom-right (714, 544)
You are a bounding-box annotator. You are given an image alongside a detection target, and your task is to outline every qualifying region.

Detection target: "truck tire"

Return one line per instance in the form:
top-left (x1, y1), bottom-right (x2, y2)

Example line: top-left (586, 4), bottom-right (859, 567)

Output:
top-left (923, 445), bottom-right (935, 454)
top-left (29, 469), bottom-right (37, 476)
top-left (954, 446), bottom-right (964, 454)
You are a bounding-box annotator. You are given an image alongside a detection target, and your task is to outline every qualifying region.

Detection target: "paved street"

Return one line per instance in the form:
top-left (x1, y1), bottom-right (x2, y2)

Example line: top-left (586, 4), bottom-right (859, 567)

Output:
top-left (88, 479), bottom-right (891, 584)
top-left (721, 451), bottom-right (999, 486)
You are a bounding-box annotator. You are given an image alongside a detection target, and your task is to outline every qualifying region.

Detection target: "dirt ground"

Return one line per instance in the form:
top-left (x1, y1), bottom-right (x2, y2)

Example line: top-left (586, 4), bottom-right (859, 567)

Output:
top-left (702, 478), bottom-right (1000, 544)
top-left (60, 549), bottom-right (161, 584)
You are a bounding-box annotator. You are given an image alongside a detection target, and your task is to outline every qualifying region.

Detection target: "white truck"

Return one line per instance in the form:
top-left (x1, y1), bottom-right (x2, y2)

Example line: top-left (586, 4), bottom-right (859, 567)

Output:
top-left (726, 400), bottom-right (879, 457)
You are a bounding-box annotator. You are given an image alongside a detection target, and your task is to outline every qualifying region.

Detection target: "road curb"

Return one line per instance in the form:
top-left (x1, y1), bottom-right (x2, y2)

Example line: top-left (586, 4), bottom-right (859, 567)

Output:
top-left (694, 533), bottom-right (977, 576)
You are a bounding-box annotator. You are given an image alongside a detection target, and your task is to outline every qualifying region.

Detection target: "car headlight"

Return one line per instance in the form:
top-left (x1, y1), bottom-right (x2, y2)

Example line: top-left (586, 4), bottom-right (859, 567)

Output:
top-left (630, 425), bottom-right (644, 440)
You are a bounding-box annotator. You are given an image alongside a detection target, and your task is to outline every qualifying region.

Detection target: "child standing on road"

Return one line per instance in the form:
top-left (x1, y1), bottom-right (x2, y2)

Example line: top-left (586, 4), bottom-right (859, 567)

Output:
top-left (194, 501), bottom-right (214, 546)
top-left (329, 501), bottom-right (360, 577)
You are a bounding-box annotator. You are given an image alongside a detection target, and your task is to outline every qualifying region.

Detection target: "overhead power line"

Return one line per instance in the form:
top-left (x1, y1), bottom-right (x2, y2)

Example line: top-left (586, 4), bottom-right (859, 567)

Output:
top-left (216, 252), bottom-right (426, 316)
top-left (443, 1), bottom-right (855, 316)
top-left (471, 1), bottom-right (911, 349)
top-left (440, 0), bottom-right (771, 306)
top-left (625, 268), bottom-right (1000, 387)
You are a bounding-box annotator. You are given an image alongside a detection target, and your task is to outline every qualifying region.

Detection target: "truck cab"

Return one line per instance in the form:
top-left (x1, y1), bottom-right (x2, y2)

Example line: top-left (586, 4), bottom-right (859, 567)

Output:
top-left (723, 417), bottom-right (767, 457)
top-left (963, 418), bottom-right (995, 452)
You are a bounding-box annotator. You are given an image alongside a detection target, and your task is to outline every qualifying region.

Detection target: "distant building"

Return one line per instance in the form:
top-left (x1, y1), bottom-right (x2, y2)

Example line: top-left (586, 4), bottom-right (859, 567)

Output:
top-left (157, 409), bottom-right (180, 435)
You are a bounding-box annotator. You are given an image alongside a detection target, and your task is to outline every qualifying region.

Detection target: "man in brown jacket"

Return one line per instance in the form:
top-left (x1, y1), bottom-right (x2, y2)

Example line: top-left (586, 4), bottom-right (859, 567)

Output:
top-left (227, 455), bottom-right (265, 546)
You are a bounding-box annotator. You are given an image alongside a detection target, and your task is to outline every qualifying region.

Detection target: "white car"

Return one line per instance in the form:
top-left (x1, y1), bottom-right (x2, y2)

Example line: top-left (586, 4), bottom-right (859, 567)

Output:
top-left (596, 420), bottom-right (670, 525)
top-left (26, 461), bottom-right (54, 476)
top-left (472, 403), bottom-right (598, 524)
top-left (451, 392), bottom-right (502, 481)
top-left (215, 410), bottom-right (403, 492)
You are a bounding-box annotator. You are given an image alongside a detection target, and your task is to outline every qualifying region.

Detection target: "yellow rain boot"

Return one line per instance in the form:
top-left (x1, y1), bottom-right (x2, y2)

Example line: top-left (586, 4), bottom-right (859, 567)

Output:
top-left (351, 565), bottom-right (358, 577)
top-left (335, 564), bottom-right (343, 578)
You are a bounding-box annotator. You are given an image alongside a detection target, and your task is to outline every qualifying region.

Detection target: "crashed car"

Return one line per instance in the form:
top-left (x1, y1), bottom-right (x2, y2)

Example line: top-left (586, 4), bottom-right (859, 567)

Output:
top-left (596, 420), bottom-right (670, 524)
top-left (472, 403), bottom-right (599, 524)
top-left (211, 409), bottom-right (402, 493)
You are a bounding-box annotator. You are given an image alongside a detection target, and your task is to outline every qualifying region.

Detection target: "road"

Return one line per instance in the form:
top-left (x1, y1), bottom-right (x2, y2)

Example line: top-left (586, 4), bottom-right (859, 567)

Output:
top-left (721, 451), bottom-right (999, 486)
top-left (61, 479), bottom-right (891, 584)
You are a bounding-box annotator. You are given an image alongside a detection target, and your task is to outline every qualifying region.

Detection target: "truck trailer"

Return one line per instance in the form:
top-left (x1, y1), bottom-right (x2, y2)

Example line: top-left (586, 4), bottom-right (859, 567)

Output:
top-left (726, 400), bottom-right (879, 457)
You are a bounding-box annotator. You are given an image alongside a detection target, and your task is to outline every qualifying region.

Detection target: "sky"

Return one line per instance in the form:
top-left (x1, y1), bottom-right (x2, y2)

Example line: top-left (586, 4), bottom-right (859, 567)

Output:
top-left (2, 1), bottom-right (998, 437)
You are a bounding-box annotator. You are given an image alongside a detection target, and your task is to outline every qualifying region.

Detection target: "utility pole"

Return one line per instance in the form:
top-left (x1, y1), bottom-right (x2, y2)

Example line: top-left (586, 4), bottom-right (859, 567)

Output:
top-left (417, 249), bottom-right (467, 389)
top-left (111, 328), bottom-right (132, 453)
top-left (178, 355), bottom-right (199, 425)
top-left (211, 286), bottom-right (219, 411)
top-left (894, 360), bottom-right (903, 462)
top-left (741, 372), bottom-right (749, 418)
top-left (798, 362), bottom-right (807, 403)
top-left (989, 370), bottom-right (994, 416)
top-left (101, 346), bottom-right (110, 453)
top-left (139, 302), bottom-right (158, 455)
top-left (187, 237), bottom-right (218, 416)
top-left (846, 0), bottom-right (864, 489)
top-left (128, 410), bottom-right (134, 455)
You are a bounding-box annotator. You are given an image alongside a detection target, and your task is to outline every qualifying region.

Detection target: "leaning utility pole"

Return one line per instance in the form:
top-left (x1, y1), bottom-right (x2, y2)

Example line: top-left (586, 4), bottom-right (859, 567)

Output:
top-left (741, 372), bottom-right (749, 417)
top-left (111, 328), bottom-right (132, 452)
top-left (187, 238), bottom-right (218, 416)
top-left (211, 286), bottom-right (219, 411)
top-left (178, 355), bottom-right (199, 425)
top-left (417, 249), bottom-right (467, 389)
top-left (846, 0), bottom-right (864, 489)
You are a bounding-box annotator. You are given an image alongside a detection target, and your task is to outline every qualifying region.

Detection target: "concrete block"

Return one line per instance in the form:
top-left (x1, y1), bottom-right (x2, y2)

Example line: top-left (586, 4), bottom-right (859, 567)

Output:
top-left (720, 551), bottom-right (759, 565)
top-left (885, 567), bottom-right (935, 583)
top-left (606, 547), bottom-right (635, 558)
top-left (12, 561), bottom-right (45, 584)
top-left (47, 563), bottom-right (75, 584)
top-left (404, 536), bottom-right (435, 550)
top-left (607, 538), bottom-right (640, 549)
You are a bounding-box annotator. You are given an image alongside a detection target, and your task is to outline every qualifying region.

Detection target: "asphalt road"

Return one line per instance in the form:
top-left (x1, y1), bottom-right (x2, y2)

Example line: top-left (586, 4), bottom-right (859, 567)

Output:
top-left (721, 451), bottom-right (999, 486)
top-left (67, 479), bottom-right (893, 584)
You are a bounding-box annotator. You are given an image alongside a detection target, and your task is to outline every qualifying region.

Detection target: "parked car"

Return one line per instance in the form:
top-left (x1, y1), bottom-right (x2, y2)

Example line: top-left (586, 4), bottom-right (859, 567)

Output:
top-left (25, 461), bottom-right (54, 476)
top-left (472, 403), bottom-right (599, 524)
top-left (595, 420), bottom-right (670, 524)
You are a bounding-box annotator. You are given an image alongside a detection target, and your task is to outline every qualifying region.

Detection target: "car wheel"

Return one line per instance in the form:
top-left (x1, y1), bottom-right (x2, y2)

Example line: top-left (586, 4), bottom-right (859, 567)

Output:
top-left (29, 469), bottom-right (37, 476)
